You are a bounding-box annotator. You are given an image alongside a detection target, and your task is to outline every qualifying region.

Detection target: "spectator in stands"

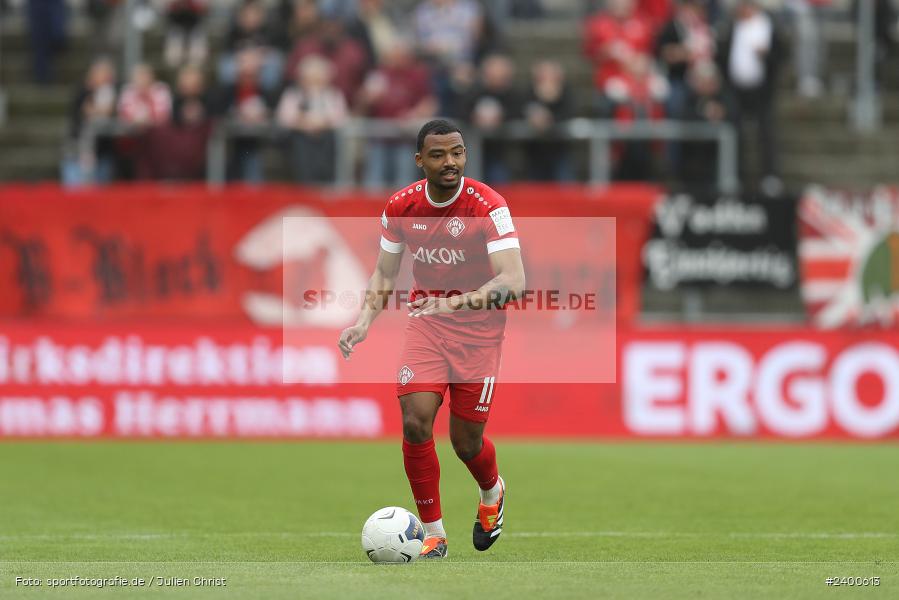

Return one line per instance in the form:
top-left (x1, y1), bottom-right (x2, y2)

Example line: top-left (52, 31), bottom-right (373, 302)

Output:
top-left (463, 53), bottom-right (523, 184)
top-left (118, 63), bottom-right (172, 128)
top-left (162, 0), bottom-right (209, 68)
top-left (276, 55), bottom-right (348, 184)
top-left (584, 0), bottom-right (662, 112)
top-left (172, 64), bottom-right (212, 127)
top-left (414, 0), bottom-right (483, 65)
top-left (280, 0), bottom-right (324, 52)
top-left (116, 62), bottom-right (171, 178)
top-left (680, 60), bottom-right (727, 184)
top-left (216, 48), bottom-right (276, 183)
top-left (357, 37), bottom-right (437, 189)
top-left (284, 13), bottom-right (369, 104)
top-left (413, 0), bottom-right (485, 114)
top-left (345, 0), bottom-right (403, 68)
top-left (62, 56), bottom-right (118, 186)
top-left (655, 0), bottom-right (714, 173)
top-left (639, 0), bottom-right (674, 32)
top-left (655, 0), bottom-right (714, 121)
top-left (523, 59), bottom-right (575, 182)
top-left (717, 0), bottom-right (785, 195)
top-left (786, 0), bottom-right (828, 98)
top-left (27, 0), bottom-right (68, 85)
top-left (86, 0), bottom-right (125, 53)
top-left (134, 64), bottom-right (212, 180)
top-left (218, 0), bottom-right (284, 93)
top-left (853, 0), bottom-right (898, 88)
top-left (584, 0), bottom-right (667, 180)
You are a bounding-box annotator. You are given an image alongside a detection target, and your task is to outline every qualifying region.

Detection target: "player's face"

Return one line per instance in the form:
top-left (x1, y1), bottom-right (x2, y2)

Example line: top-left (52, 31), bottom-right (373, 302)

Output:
top-left (416, 132), bottom-right (466, 190)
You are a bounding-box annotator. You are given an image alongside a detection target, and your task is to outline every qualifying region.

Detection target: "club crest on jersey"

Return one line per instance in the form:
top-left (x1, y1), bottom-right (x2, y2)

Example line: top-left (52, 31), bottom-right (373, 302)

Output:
top-left (446, 216), bottom-right (465, 238)
top-left (398, 365), bottom-right (414, 385)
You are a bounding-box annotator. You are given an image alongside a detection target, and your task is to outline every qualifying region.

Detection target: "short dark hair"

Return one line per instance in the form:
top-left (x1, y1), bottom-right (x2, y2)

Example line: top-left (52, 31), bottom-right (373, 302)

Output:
top-left (416, 119), bottom-right (463, 152)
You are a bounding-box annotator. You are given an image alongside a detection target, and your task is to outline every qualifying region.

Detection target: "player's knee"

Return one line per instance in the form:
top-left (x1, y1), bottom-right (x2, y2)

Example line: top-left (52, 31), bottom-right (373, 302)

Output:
top-left (402, 414), bottom-right (432, 443)
top-left (450, 433), bottom-right (482, 461)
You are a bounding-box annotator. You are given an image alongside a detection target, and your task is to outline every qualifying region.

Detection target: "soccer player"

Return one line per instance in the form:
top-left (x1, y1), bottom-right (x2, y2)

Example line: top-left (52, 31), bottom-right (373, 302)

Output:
top-left (338, 120), bottom-right (525, 559)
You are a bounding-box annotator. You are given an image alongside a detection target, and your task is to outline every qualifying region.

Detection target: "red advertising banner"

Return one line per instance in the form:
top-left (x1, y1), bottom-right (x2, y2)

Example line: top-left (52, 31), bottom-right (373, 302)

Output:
top-left (0, 184), bottom-right (659, 324)
top-left (0, 324), bottom-right (607, 439)
top-left (618, 327), bottom-right (899, 439)
top-left (1, 324), bottom-right (897, 440)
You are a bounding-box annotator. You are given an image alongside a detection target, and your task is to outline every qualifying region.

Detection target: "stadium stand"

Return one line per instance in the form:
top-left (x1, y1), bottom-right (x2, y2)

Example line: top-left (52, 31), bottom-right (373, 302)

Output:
top-left (0, 0), bottom-right (895, 187)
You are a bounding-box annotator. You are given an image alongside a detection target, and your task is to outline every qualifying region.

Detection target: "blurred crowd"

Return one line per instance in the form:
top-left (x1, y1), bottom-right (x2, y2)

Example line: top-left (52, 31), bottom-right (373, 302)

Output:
top-left (16, 0), bottom-right (894, 190)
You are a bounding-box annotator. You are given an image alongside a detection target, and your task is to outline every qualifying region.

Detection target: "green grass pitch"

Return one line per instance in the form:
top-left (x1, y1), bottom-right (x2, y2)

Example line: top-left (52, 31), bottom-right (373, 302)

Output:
top-left (0, 441), bottom-right (895, 599)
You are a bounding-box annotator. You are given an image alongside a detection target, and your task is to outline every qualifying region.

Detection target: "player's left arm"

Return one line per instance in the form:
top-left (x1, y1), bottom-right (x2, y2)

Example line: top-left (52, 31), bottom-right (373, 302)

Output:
top-left (462, 248), bottom-right (526, 311)
top-left (408, 248), bottom-right (525, 317)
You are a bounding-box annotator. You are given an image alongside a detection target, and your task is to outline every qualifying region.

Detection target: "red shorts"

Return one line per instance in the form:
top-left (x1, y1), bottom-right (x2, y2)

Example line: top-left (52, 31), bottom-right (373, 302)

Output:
top-left (395, 324), bottom-right (502, 423)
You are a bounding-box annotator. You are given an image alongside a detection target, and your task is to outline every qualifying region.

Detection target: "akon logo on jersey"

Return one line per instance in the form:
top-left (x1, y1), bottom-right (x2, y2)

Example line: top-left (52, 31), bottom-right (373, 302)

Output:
top-left (412, 247), bottom-right (467, 265)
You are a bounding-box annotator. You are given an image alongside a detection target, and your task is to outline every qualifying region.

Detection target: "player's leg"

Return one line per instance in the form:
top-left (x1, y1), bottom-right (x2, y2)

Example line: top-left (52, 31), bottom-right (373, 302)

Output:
top-left (448, 400), bottom-right (505, 551)
top-left (447, 342), bottom-right (505, 551)
top-left (449, 413), bottom-right (499, 498)
top-left (399, 391), bottom-right (447, 558)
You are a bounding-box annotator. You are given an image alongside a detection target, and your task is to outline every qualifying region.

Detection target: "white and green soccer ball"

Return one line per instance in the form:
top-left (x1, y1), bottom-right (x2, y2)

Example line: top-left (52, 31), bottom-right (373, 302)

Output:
top-left (361, 507), bottom-right (425, 563)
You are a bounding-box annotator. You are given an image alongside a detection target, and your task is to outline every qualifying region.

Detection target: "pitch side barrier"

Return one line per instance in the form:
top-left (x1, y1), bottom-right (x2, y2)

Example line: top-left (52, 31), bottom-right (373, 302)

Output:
top-left (333, 118), bottom-right (737, 193)
top-left (1, 324), bottom-right (898, 439)
top-left (72, 117), bottom-right (737, 191)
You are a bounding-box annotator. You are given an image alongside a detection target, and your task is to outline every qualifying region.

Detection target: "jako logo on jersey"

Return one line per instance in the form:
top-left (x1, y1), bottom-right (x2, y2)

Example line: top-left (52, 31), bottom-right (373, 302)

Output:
top-left (398, 365), bottom-right (414, 385)
top-left (412, 223), bottom-right (428, 230)
top-left (412, 247), bottom-right (467, 265)
top-left (446, 216), bottom-right (465, 238)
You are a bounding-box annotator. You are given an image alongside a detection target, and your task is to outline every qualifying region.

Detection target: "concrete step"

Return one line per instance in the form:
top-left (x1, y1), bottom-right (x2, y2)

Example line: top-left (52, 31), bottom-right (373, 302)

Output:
top-left (0, 147), bottom-right (61, 182)
top-left (780, 138), bottom-right (899, 155)
top-left (779, 126), bottom-right (899, 146)
top-left (782, 161), bottom-right (899, 185)
top-left (0, 117), bottom-right (68, 144)
top-left (4, 85), bottom-right (73, 117)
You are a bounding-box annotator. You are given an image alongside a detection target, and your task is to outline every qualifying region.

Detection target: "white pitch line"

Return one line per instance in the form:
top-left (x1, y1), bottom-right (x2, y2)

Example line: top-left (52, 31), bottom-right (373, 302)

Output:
top-left (729, 532), bottom-right (896, 540)
top-left (0, 531), bottom-right (895, 541)
top-left (0, 561), bottom-right (895, 566)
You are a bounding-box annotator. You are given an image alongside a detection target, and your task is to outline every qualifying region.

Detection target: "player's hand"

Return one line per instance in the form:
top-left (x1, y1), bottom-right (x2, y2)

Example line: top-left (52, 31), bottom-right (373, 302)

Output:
top-left (338, 324), bottom-right (368, 360)
top-left (407, 296), bottom-right (458, 318)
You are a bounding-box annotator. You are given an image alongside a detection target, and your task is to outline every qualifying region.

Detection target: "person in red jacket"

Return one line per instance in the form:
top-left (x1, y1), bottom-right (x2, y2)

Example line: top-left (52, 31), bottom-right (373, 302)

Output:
top-left (356, 37), bottom-right (437, 189)
top-left (583, 0), bottom-right (667, 179)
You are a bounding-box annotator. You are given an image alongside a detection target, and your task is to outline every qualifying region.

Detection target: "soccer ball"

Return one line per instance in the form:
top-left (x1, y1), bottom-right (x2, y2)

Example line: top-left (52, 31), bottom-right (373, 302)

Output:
top-left (361, 506), bottom-right (425, 563)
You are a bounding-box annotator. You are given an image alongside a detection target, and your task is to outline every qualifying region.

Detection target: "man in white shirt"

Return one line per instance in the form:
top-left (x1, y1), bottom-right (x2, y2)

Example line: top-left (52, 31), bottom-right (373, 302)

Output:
top-left (718, 0), bottom-right (784, 196)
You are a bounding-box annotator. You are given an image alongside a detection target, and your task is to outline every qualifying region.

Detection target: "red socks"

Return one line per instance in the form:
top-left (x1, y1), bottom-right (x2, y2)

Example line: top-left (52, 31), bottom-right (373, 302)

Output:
top-left (463, 436), bottom-right (499, 491)
top-left (402, 438), bottom-right (442, 523)
top-left (403, 436), bottom-right (499, 523)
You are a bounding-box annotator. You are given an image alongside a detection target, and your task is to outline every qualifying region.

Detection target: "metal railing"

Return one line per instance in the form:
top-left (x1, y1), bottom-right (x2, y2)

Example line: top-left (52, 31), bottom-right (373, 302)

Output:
top-left (850, 0), bottom-right (881, 131)
top-left (205, 117), bottom-right (739, 192)
top-left (0, 15), bottom-right (7, 126)
top-left (74, 116), bottom-right (738, 190)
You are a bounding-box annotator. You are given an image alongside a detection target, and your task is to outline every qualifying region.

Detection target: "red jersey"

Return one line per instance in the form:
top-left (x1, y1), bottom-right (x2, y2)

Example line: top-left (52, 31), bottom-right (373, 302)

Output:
top-left (380, 177), bottom-right (520, 346)
top-left (583, 13), bottom-right (654, 90)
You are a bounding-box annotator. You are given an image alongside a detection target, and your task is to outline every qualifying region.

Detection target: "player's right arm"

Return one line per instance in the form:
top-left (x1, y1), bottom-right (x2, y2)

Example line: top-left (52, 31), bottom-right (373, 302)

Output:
top-left (337, 246), bottom-right (403, 360)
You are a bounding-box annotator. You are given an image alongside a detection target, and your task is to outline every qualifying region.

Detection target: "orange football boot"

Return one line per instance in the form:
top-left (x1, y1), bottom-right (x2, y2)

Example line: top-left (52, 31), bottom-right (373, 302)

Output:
top-left (473, 476), bottom-right (505, 551)
top-left (419, 536), bottom-right (448, 559)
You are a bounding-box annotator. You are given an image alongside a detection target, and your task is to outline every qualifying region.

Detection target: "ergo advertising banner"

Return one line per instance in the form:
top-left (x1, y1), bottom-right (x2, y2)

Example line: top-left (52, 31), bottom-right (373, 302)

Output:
top-left (1, 325), bottom-right (897, 440)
